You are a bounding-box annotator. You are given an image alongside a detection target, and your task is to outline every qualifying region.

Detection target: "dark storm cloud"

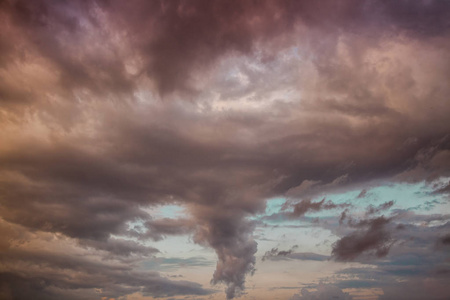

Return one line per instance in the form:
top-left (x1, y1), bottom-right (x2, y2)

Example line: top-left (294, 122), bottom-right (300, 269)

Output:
top-left (437, 234), bottom-right (450, 246)
top-left (142, 256), bottom-right (215, 273)
top-left (1, 0), bottom-right (450, 299)
top-left (332, 216), bottom-right (393, 261)
top-left (0, 106), bottom-right (270, 298)
top-left (78, 238), bottom-right (159, 258)
top-left (262, 247), bottom-right (329, 262)
top-left (339, 209), bottom-right (349, 225)
top-left (290, 284), bottom-right (353, 300)
top-left (0, 221), bottom-right (212, 300)
top-left (366, 201), bottom-right (394, 215)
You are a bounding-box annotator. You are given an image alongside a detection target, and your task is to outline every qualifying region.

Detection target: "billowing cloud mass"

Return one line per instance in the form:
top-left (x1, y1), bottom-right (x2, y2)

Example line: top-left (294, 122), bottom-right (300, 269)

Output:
top-left (0, 0), bottom-right (449, 299)
top-left (332, 216), bottom-right (393, 261)
top-left (262, 246), bottom-right (329, 262)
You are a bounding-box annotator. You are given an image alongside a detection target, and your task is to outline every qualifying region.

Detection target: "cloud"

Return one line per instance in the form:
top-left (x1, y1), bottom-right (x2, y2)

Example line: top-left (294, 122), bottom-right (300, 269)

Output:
top-left (366, 201), bottom-right (395, 216)
top-left (323, 212), bottom-right (450, 299)
top-left (262, 246), bottom-right (297, 261)
top-left (290, 284), bottom-right (353, 300)
top-left (0, 0), bottom-right (450, 299)
top-left (191, 206), bottom-right (258, 299)
top-left (1, 0), bottom-right (449, 98)
top-left (140, 218), bottom-right (195, 241)
top-left (290, 198), bottom-right (349, 217)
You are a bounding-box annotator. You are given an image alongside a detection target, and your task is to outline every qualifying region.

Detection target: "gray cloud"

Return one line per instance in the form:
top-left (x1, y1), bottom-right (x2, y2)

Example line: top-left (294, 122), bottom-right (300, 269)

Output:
top-left (290, 198), bottom-right (350, 217)
top-left (262, 246), bottom-right (329, 262)
top-left (312, 212), bottom-right (450, 299)
top-left (357, 189), bottom-right (367, 198)
top-left (0, 0), bottom-right (450, 299)
top-left (1, 0), bottom-right (448, 99)
top-left (437, 234), bottom-right (450, 246)
top-left (78, 237), bottom-right (159, 258)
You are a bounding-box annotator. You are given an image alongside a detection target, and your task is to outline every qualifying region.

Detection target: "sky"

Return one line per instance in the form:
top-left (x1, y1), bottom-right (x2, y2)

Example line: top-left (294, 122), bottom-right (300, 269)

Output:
top-left (0, 1), bottom-right (449, 299)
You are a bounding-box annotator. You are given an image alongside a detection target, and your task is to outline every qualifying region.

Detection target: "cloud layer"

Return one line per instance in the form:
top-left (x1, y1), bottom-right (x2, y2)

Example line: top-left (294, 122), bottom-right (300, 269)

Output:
top-left (0, 0), bottom-right (449, 299)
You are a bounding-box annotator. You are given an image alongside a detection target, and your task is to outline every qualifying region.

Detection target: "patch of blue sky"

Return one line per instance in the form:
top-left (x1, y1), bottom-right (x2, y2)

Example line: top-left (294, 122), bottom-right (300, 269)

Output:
top-left (144, 234), bottom-right (215, 261)
top-left (291, 46), bottom-right (301, 59)
top-left (257, 180), bottom-right (449, 223)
